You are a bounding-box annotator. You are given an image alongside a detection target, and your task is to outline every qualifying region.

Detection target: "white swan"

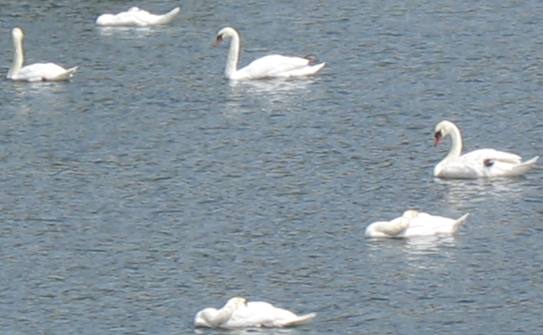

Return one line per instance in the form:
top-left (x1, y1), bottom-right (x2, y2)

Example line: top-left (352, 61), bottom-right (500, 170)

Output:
top-left (7, 28), bottom-right (77, 82)
top-left (214, 27), bottom-right (326, 80)
top-left (365, 210), bottom-right (469, 238)
top-left (433, 120), bottom-right (538, 179)
top-left (96, 7), bottom-right (180, 27)
top-left (194, 297), bottom-right (316, 329)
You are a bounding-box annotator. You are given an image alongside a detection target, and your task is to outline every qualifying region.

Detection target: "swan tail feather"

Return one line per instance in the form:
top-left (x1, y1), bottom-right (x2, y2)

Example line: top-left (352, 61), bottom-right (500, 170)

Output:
top-left (452, 213), bottom-right (469, 233)
top-left (155, 7), bottom-right (180, 24)
top-left (282, 62), bottom-right (325, 77)
top-left (508, 156), bottom-right (538, 176)
top-left (280, 313), bottom-right (316, 327)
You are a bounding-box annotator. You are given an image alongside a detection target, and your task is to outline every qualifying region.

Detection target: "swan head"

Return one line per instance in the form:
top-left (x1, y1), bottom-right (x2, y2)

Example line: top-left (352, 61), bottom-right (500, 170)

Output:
top-left (434, 120), bottom-right (456, 146)
top-left (214, 27), bottom-right (239, 47)
top-left (224, 297), bottom-right (247, 310)
top-left (12, 27), bottom-right (24, 41)
top-left (402, 210), bottom-right (419, 220)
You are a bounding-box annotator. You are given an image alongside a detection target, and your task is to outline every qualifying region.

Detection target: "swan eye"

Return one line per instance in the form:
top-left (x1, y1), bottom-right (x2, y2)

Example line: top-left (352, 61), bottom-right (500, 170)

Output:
top-left (433, 131), bottom-right (442, 146)
top-left (216, 35), bottom-right (223, 42)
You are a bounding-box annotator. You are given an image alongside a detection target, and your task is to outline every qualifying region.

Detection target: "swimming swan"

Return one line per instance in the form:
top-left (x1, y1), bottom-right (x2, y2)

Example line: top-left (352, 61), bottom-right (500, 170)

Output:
top-left (7, 27), bottom-right (77, 82)
top-left (194, 297), bottom-right (316, 329)
top-left (433, 120), bottom-right (538, 179)
top-left (96, 7), bottom-right (180, 27)
top-left (365, 210), bottom-right (469, 238)
top-left (214, 27), bottom-right (326, 80)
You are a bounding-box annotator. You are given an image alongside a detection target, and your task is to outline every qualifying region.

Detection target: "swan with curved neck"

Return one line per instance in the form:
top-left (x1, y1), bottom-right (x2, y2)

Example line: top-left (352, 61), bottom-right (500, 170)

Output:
top-left (194, 296), bottom-right (316, 329)
top-left (214, 27), bottom-right (325, 80)
top-left (365, 210), bottom-right (469, 238)
top-left (7, 27), bottom-right (77, 82)
top-left (433, 120), bottom-right (538, 178)
top-left (96, 6), bottom-right (180, 27)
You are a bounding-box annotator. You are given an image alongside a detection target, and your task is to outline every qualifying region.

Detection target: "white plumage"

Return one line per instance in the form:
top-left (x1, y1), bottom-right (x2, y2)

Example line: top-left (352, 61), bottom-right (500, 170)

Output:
top-left (433, 120), bottom-right (538, 179)
top-left (365, 210), bottom-right (469, 238)
top-left (194, 297), bottom-right (316, 329)
top-left (96, 7), bottom-right (180, 27)
top-left (7, 27), bottom-right (77, 82)
top-left (214, 27), bottom-right (325, 80)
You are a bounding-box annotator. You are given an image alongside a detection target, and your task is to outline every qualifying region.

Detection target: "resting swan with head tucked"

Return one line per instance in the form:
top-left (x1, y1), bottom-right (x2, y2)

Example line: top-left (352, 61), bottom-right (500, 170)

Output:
top-left (96, 6), bottom-right (180, 26)
top-left (194, 297), bottom-right (316, 329)
top-left (214, 27), bottom-right (325, 80)
top-left (433, 120), bottom-right (538, 179)
top-left (365, 210), bottom-right (469, 238)
top-left (7, 27), bottom-right (77, 82)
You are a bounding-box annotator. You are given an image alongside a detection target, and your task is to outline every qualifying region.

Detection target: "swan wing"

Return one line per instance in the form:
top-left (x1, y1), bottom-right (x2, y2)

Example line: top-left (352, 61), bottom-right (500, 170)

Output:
top-left (436, 149), bottom-right (536, 178)
top-left (237, 55), bottom-right (322, 79)
top-left (97, 7), bottom-right (179, 26)
top-left (225, 302), bottom-right (314, 328)
top-left (461, 149), bottom-right (522, 164)
top-left (403, 212), bottom-right (469, 236)
top-left (13, 63), bottom-right (77, 82)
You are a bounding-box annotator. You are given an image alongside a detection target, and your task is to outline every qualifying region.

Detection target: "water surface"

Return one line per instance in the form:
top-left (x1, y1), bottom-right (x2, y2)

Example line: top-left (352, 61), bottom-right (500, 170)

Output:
top-left (0, 1), bottom-right (542, 334)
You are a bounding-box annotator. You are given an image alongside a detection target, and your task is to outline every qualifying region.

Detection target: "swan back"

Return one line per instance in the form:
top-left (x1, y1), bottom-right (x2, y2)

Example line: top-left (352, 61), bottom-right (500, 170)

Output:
top-left (194, 297), bottom-right (315, 329)
top-left (366, 211), bottom-right (469, 238)
top-left (96, 7), bottom-right (180, 26)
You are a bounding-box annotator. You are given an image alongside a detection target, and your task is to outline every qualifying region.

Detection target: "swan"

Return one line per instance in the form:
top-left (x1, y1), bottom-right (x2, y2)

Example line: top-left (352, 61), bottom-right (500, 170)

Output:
top-left (7, 27), bottom-right (77, 82)
top-left (96, 7), bottom-right (180, 27)
top-left (194, 297), bottom-right (316, 329)
top-left (214, 27), bottom-right (326, 80)
top-left (433, 120), bottom-right (538, 179)
top-left (365, 210), bottom-right (469, 238)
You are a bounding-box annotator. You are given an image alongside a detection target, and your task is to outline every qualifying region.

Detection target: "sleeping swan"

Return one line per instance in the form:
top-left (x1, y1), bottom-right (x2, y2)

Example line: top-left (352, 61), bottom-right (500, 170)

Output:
top-left (194, 297), bottom-right (316, 329)
top-left (214, 27), bottom-right (325, 80)
top-left (433, 120), bottom-right (538, 179)
top-left (7, 27), bottom-right (77, 82)
top-left (365, 210), bottom-right (469, 238)
top-left (96, 7), bottom-right (180, 27)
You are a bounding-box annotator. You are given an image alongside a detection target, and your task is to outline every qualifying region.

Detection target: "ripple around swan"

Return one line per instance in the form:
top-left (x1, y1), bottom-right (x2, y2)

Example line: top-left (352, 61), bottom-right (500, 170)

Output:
top-left (1, 0), bottom-right (543, 334)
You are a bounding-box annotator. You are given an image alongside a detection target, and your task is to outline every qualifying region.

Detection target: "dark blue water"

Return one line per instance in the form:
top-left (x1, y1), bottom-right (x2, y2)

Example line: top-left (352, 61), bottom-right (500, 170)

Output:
top-left (1, 1), bottom-right (542, 334)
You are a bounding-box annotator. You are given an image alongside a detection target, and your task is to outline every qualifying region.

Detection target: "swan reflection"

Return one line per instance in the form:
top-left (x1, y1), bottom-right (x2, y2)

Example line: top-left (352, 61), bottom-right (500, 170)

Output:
top-left (225, 79), bottom-right (315, 115)
top-left (435, 177), bottom-right (528, 208)
top-left (195, 328), bottom-right (302, 335)
top-left (228, 78), bottom-right (314, 95)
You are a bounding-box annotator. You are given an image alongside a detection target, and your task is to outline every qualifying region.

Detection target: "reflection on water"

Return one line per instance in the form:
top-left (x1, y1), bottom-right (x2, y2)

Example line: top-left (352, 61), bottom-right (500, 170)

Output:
top-left (225, 78), bottom-right (315, 115)
top-left (404, 235), bottom-right (456, 255)
top-left (366, 234), bottom-right (457, 256)
top-left (9, 82), bottom-right (72, 117)
top-left (1, 0), bottom-right (543, 334)
top-left (228, 78), bottom-right (315, 94)
top-left (194, 327), bottom-right (304, 335)
top-left (96, 26), bottom-right (161, 38)
top-left (435, 177), bottom-right (528, 207)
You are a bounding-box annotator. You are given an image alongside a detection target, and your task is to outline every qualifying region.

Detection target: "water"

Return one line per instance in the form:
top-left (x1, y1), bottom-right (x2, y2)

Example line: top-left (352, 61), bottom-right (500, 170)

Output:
top-left (0, 0), bottom-right (542, 334)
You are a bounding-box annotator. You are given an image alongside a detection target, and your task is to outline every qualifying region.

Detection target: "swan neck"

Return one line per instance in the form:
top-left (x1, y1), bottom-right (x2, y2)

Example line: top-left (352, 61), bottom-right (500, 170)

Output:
top-left (210, 303), bottom-right (237, 326)
top-left (8, 35), bottom-right (24, 78)
top-left (225, 33), bottom-right (240, 79)
top-left (446, 125), bottom-right (463, 160)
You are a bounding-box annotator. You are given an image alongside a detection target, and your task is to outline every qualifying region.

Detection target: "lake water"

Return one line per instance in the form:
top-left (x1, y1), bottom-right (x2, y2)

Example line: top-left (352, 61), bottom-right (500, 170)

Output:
top-left (0, 0), bottom-right (542, 334)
